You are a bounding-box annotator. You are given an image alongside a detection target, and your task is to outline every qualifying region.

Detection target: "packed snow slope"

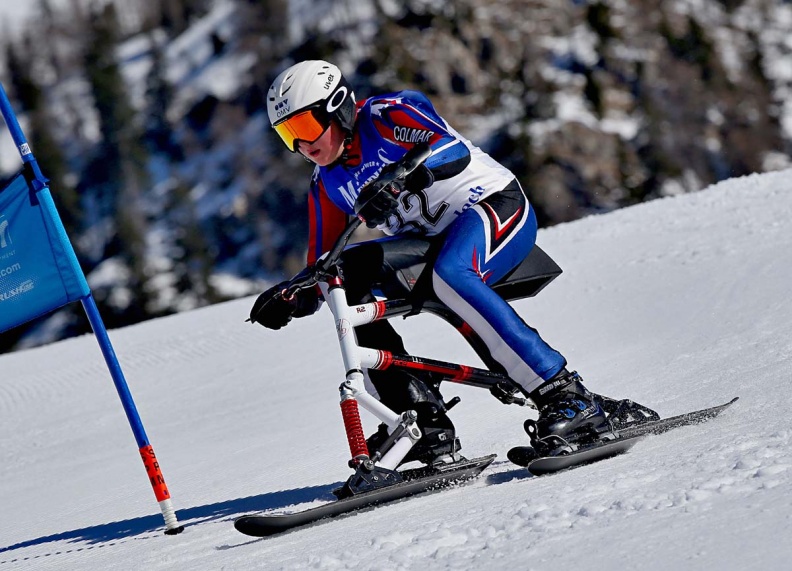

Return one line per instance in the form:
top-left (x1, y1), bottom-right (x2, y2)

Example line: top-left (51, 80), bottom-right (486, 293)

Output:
top-left (2, 170), bottom-right (791, 570)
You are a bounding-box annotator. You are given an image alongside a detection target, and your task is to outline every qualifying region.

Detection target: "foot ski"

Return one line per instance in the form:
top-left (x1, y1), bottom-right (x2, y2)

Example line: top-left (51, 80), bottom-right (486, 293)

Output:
top-left (509, 397), bottom-right (738, 475)
top-left (524, 435), bottom-right (645, 475)
top-left (615, 396), bottom-right (738, 439)
top-left (234, 454), bottom-right (496, 537)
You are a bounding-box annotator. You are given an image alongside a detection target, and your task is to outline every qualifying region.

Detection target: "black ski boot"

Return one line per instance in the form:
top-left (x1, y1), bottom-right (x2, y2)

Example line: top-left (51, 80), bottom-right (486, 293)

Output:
top-left (402, 403), bottom-right (462, 466)
top-left (525, 369), bottom-right (611, 453)
top-left (367, 406), bottom-right (462, 468)
top-left (366, 374), bottom-right (463, 468)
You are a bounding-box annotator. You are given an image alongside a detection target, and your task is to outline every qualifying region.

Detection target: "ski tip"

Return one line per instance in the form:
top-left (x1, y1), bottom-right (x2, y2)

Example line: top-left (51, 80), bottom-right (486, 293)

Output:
top-left (234, 516), bottom-right (270, 538)
top-left (506, 446), bottom-right (538, 467)
top-left (476, 453), bottom-right (499, 468)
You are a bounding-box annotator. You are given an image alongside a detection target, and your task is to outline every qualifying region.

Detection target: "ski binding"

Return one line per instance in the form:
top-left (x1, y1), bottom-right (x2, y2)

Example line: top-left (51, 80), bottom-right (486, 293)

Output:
top-left (508, 397), bottom-right (738, 475)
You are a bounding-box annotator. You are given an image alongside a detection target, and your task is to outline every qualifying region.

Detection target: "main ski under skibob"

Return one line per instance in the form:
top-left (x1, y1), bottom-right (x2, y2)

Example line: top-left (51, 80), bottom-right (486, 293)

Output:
top-left (234, 454), bottom-right (496, 537)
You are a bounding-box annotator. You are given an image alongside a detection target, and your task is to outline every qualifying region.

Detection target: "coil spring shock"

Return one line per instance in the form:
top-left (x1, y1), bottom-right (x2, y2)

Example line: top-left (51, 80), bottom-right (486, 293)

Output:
top-left (340, 398), bottom-right (369, 465)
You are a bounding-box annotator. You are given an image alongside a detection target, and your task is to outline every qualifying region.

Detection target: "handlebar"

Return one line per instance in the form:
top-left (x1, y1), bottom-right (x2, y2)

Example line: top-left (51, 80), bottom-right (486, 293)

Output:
top-left (284, 142), bottom-right (433, 298)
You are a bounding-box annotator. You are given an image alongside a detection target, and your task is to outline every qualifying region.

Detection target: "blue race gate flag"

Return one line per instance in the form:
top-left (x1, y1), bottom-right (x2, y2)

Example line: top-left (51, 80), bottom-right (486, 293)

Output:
top-left (0, 170), bottom-right (90, 332)
top-left (1, 79), bottom-right (182, 535)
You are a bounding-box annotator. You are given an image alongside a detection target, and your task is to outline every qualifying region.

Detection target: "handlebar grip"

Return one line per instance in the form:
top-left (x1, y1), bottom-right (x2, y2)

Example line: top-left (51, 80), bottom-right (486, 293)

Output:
top-left (375, 143), bottom-right (432, 188)
top-left (397, 142), bottom-right (433, 176)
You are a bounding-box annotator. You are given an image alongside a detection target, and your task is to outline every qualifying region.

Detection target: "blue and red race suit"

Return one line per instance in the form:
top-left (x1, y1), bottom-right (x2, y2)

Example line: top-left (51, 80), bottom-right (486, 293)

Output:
top-left (307, 90), bottom-right (565, 393)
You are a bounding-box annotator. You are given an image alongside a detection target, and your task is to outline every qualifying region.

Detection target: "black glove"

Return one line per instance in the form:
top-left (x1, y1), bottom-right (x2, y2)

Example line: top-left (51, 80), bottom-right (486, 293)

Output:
top-left (354, 155), bottom-right (436, 228)
top-left (248, 281), bottom-right (320, 330)
top-left (354, 178), bottom-right (404, 228)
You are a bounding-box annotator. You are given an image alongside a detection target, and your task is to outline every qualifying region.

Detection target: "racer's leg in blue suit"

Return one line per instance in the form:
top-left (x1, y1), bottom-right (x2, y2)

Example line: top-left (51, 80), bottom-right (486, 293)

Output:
top-left (433, 185), bottom-right (566, 395)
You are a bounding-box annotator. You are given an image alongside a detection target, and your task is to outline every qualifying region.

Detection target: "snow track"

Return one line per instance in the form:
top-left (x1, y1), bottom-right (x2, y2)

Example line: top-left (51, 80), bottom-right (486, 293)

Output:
top-left (2, 170), bottom-right (792, 569)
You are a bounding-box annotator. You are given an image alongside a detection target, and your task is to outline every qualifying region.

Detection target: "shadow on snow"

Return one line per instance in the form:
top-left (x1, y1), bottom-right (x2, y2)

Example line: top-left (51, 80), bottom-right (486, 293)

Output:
top-left (0, 482), bottom-right (339, 559)
top-left (1, 463), bottom-right (536, 560)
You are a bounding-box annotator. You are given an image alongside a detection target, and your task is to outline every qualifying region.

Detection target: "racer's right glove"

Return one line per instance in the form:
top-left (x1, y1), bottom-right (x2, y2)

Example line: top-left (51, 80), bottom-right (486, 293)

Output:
top-left (248, 280), bottom-right (319, 330)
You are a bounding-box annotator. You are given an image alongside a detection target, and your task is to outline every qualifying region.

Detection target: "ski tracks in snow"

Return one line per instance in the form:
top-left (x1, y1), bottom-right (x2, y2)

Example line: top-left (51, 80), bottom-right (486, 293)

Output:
top-left (0, 339), bottom-right (108, 417)
top-left (260, 419), bottom-right (792, 571)
top-left (0, 308), bottom-right (259, 418)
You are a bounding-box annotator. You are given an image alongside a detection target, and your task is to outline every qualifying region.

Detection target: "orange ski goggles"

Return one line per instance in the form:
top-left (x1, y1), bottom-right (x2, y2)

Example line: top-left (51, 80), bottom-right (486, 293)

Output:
top-left (273, 107), bottom-right (331, 152)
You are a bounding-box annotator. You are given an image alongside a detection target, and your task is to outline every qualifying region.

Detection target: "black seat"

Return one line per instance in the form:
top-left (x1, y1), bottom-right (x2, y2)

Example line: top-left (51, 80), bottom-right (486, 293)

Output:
top-left (491, 245), bottom-right (563, 301)
top-left (389, 245), bottom-right (562, 303)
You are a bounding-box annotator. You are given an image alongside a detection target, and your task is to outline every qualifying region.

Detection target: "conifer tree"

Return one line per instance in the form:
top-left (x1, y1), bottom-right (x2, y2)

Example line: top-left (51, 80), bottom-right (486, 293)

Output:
top-left (4, 36), bottom-right (80, 234)
top-left (81, 3), bottom-right (152, 320)
top-left (144, 33), bottom-right (181, 159)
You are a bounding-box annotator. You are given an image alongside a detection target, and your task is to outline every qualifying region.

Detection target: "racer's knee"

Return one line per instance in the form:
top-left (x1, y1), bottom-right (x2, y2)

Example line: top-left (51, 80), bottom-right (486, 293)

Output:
top-left (339, 242), bottom-right (384, 303)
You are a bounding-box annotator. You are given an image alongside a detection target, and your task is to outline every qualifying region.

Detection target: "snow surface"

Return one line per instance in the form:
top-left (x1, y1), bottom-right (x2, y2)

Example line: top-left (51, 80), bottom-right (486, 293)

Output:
top-left (2, 169), bottom-right (792, 570)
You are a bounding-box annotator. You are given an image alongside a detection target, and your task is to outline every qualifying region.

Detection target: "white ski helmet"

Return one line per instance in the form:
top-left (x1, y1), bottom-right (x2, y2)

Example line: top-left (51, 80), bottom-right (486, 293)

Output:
top-left (267, 60), bottom-right (356, 152)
